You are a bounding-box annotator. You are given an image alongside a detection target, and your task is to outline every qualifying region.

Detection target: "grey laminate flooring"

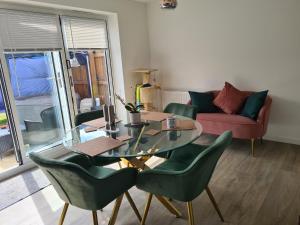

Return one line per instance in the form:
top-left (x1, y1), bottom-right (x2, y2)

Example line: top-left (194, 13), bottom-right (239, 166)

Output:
top-left (0, 137), bottom-right (299, 225)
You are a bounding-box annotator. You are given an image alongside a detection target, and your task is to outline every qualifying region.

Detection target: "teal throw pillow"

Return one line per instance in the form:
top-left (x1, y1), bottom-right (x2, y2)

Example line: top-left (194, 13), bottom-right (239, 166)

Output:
top-left (241, 90), bottom-right (268, 120)
top-left (189, 91), bottom-right (219, 113)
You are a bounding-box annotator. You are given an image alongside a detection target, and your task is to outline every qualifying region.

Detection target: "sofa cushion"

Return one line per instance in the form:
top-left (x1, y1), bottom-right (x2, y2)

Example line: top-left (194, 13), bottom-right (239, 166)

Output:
top-left (213, 82), bottom-right (247, 114)
top-left (241, 90), bottom-right (269, 120)
top-left (189, 91), bottom-right (219, 113)
top-left (197, 113), bottom-right (257, 125)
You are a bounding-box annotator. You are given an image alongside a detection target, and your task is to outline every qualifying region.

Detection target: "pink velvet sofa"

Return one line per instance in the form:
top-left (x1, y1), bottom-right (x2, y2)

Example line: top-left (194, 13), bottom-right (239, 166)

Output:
top-left (194, 91), bottom-right (272, 156)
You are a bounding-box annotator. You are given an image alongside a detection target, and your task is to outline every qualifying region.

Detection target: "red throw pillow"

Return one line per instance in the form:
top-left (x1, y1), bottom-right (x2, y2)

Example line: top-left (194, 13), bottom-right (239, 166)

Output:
top-left (213, 82), bottom-right (247, 114)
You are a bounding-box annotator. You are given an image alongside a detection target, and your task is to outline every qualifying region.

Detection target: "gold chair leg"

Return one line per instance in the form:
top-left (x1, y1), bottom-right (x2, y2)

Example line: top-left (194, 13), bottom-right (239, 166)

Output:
top-left (155, 195), bottom-right (182, 218)
top-left (117, 161), bottom-right (122, 168)
top-left (58, 203), bottom-right (69, 225)
top-left (206, 187), bottom-right (224, 222)
top-left (125, 191), bottom-right (142, 221)
top-left (187, 202), bottom-right (195, 225)
top-left (251, 138), bottom-right (255, 157)
top-left (108, 194), bottom-right (124, 225)
top-left (92, 211), bottom-right (98, 225)
top-left (141, 193), bottom-right (153, 225)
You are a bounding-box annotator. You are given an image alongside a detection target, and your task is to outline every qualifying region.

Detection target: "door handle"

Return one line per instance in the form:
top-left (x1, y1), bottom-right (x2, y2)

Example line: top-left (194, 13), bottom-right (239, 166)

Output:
top-left (69, 75), bottom-right (74, 87)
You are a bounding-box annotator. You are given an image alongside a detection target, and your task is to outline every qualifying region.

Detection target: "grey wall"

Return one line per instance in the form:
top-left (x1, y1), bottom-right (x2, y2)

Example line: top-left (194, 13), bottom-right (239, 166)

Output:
top-left (147, 0), bottom-right (300, 144)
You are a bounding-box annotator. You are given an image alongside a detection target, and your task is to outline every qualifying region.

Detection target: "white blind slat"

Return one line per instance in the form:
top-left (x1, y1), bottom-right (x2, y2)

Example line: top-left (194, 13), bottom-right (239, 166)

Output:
top-left (0, 9), bottom-right (61, 50)
top-left (62, 16), bottom-right (108, 49)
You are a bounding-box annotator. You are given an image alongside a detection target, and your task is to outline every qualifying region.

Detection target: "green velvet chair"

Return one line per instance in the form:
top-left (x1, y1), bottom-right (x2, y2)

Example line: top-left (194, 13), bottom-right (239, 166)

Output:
top-left (156, 103), bottom-right (198, 159)
top-left (164, 103), bottom-right (197, 120)
top-left (136, 131), bottom-right (232, 225)
top-left (74, 109), bottom-right (120, 167)
top-left (75, 109), bottom-right (104, 127)
top-left (29, 152), bottom-right (141, 225)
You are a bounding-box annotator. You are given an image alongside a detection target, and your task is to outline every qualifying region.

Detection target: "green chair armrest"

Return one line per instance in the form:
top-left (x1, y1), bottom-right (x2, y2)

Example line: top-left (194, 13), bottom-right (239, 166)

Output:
top-left (63, 153), bottom-right (93, 169)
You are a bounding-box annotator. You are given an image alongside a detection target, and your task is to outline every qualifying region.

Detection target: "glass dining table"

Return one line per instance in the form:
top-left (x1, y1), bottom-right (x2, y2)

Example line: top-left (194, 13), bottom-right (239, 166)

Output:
top-left (63, 116), bottom-right (202, 218)
top-left (63, 117), bottom-right (202, 162)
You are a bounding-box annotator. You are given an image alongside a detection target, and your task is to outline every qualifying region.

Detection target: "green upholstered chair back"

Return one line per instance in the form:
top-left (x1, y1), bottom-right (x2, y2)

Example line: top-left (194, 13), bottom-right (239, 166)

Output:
top-left (29, 152), bottom-right (136, 210)
top-left (74, 109), bottom-right (121, 167)
top-left (75, 109), bottom-right (104, 126)
top-left (164, 103), bottom-right (197, 120)
top-left (179, 131), bottom-right (232, 201)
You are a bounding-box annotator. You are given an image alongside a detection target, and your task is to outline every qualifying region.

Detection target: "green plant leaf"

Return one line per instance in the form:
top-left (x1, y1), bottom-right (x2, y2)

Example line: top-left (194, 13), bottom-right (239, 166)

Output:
top-left (125, 105), bottom-right (134, 112)
top-left (136, 105), bottom-right (144, 111)
top-left (127, 103), bottom-right (135, 108)
top-left (125, 104), bottom-right (134, 110)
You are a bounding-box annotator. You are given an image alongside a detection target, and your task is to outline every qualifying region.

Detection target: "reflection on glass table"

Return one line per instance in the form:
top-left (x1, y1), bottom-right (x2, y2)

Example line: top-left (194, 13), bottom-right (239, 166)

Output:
top-left (63, 118), bottom-right (202, 158)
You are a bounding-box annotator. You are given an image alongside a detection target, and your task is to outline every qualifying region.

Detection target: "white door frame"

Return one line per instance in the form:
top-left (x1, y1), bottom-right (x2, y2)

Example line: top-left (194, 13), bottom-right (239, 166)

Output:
top-left (0, 4), bottom-right (117, 181)
top-left (0, 52), bottom-right (28, 164)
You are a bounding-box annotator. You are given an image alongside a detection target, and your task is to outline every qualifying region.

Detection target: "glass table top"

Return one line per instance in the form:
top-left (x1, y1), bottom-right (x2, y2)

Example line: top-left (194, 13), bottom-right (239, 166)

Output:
top-left (63, 117), bottom-right (202, 158)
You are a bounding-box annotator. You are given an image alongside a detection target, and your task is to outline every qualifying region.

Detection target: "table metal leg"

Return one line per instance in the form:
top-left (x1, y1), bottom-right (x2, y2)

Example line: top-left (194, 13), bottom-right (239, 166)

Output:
top-left (155, 195), bottom-right (182, 218)
top-left (122, 156), bottom-right (182, 219)
top-left (121, 157), bottom-right (150, 170)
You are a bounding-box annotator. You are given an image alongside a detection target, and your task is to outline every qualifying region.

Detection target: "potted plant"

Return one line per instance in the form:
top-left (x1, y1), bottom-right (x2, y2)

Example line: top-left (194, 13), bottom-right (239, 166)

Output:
top-left (115, 94), bottom-right (144, 125)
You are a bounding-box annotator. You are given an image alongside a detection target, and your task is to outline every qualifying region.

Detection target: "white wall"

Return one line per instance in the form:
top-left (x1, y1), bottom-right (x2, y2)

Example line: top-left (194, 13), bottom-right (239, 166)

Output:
top-left (147, 0), bottom-right (300, 145)
top-left (1, 0), bottom-right (150, 120)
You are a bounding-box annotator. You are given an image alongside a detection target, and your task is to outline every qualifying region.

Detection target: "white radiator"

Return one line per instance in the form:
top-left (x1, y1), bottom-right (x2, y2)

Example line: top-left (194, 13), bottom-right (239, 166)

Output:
top-left (161, 90), bottom-right (190, 109)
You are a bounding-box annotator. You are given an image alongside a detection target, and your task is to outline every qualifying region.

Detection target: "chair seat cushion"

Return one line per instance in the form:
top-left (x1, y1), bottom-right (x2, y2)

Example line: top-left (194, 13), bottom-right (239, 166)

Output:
top-left (93, 156), bottom-right (120, 166)
top-left (197, 113), bottom-right (257, 125)
top-left (169, 144), bottom-right (207, 163)
top-left (154, 151), bottom-right (170, 159)
top-left (155, 160), bottom-right (190, 172)
top-left (197, 113), bottom-right (262, 139)
top-left (87, 166), bottom-right (115, 178)
top-left (155, 144), bottom-right (207, 171)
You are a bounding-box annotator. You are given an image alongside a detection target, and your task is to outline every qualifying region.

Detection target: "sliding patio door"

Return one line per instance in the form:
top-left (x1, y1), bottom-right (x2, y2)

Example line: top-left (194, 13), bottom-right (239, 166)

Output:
top-left (61, 16), bottom-right (113, 113)
top-left (0, 69), bottom-right (21, 172)
top-left (0, 10), bottom-right (71, 162)
top-left (0, 8), bottom-right (114, 176)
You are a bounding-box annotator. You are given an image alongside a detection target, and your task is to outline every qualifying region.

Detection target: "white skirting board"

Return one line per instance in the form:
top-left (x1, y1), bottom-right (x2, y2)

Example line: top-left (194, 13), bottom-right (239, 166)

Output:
top-left (264, 135), bottom-right (300, 146)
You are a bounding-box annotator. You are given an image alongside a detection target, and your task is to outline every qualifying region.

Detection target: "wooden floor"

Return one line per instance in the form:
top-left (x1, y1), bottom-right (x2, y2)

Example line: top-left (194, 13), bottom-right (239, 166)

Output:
top-left (0, 138), bottom-right (300, 225)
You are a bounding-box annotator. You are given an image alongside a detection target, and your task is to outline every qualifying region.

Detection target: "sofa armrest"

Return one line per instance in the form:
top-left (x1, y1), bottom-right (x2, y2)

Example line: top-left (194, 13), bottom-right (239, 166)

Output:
top-left (257, 96), bottom-right (272, 135)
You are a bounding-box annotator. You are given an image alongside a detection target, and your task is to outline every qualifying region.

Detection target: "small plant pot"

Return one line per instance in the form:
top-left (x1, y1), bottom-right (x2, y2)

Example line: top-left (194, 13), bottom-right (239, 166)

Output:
top-left (129, 112), bottom-right (141, 125)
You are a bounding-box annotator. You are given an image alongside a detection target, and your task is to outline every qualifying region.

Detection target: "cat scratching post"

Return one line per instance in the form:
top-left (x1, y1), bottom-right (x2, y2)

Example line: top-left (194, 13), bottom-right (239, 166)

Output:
top-left (133, 69), bottom-right (159, 111)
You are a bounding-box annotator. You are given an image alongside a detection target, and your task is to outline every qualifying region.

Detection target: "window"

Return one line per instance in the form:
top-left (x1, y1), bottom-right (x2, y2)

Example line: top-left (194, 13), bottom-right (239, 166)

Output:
top-left (62, 16), bottom-right (112, 113)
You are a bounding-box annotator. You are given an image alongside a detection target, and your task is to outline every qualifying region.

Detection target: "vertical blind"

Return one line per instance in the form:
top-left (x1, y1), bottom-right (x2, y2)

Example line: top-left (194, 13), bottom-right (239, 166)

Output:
top-left (0, 9), bottom-right (61, 50)
top-left (62, 16), bottom-right (108, 49)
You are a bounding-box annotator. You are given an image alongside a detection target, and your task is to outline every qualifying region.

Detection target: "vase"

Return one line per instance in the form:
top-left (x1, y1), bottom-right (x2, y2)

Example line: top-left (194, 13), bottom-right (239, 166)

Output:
top-left (129, 112), bottom-right (141, 125)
